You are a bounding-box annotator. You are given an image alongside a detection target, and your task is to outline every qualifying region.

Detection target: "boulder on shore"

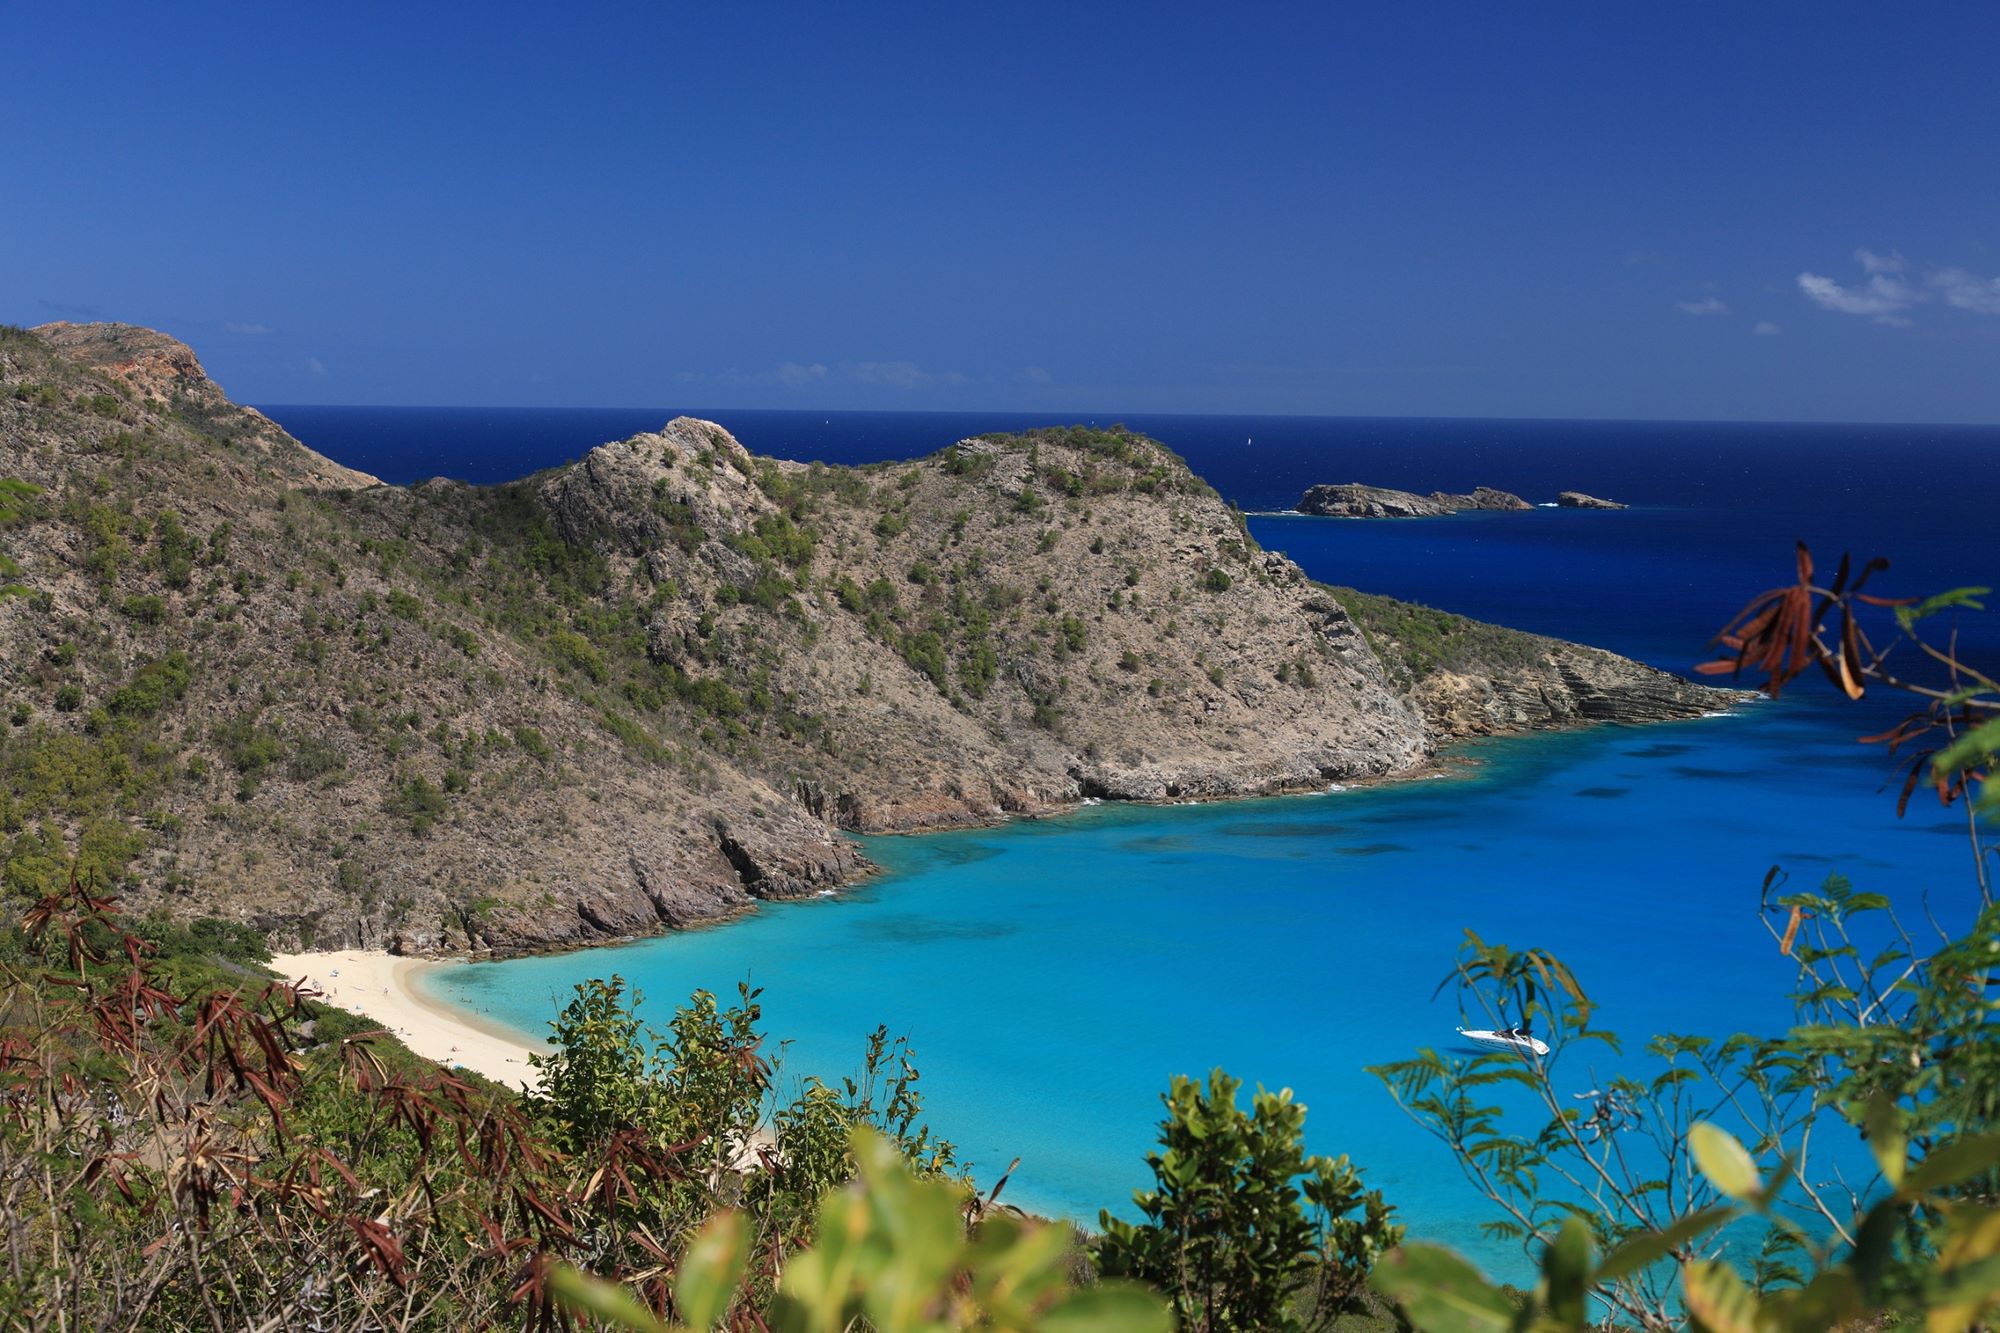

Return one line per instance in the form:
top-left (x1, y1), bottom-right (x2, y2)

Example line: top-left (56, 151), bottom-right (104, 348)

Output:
top-left (1557, 491), bottom-right (1627, 510)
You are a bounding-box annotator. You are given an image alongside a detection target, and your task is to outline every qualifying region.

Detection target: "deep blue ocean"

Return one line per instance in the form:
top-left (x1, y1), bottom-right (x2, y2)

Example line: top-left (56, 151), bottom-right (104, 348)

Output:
top-left (264, 404), bottom-right (1997, 1275)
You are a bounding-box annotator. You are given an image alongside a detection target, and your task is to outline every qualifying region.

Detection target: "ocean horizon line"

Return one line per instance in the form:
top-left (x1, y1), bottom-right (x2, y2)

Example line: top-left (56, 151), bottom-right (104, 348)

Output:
top-left (251, 402), bottom-right (2000, 433)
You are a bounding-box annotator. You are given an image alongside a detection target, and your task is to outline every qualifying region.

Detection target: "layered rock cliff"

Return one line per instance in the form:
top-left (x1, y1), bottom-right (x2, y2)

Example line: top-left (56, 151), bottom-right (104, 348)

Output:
top-left (0, 323), bottom-right (1734, 955)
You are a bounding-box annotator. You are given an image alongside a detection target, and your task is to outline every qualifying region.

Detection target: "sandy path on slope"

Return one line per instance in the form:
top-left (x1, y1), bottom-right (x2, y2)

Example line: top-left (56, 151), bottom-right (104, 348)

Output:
top-left (268, 950), bottom-right (548, 1091)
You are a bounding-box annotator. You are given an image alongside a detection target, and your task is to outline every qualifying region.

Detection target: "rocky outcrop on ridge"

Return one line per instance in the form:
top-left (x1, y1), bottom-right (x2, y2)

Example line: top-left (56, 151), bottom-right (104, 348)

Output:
top-left (29, 322), bottom-right (379, 491)
top-left (0, 323), bottom-right (1731, 957)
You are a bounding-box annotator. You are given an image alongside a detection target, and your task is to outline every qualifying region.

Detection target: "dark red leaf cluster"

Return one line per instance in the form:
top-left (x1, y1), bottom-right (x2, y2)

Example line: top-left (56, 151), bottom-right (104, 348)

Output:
top-left (1703, 543), bottom-right (1994, 816)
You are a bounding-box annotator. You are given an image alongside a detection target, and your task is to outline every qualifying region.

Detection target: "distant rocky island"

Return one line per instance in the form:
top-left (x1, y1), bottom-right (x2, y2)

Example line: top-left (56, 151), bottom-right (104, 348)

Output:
top-left (1295, 483), bottom-right (1530, 518)
top-left (0, 323), bottom-right (1723, 955)
top-left (1556, 490), bottom-right (1626, 510)
top-left (1297, 482), bottom-right (1626, 517)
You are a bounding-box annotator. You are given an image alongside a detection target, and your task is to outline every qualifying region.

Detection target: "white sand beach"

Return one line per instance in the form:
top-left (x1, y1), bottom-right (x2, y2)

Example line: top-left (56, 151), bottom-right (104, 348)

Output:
top-left (268, 950), bottom-right (548, 1091)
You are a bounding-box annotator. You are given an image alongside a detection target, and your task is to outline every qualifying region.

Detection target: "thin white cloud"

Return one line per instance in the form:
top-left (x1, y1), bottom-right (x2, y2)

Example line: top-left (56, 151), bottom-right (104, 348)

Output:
top-left (1797, 270), bottom-right (1917, 325)
top-left (1752, 321), bottom-right (1781, 336)
top-left (1797, 249), bottom-right (2000, 327)
top-left (1930, 268), bottom-right (2000, 315)
top-left (305, 356), bottom-right (327, 376)
top-left (847, 361), bottom-right (916, 388)
top-left (1676, 296), bottom-right (1730, 315)
top-left (775, 361), bottom-right (828, 388)
top-left (677, 362), bottom-right (826, 390)
top-left (681, 359), bottom-right (966, 391)
top-left (224, 320), bottom-right (273, 336)
top-left (1019, 366), bottom-right (1053, 385)
top-left (848, 361), bottom-right (966, 389)
top-left (1855, 247), bottom-right (1907, 275)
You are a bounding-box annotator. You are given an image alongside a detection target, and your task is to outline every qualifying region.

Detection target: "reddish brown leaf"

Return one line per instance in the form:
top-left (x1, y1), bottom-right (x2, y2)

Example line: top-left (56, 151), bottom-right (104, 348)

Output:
top-left (1838, 608), bottom-right (1865, 700)
top-left (1779, 906), bottom-right (1805, 958)
top-left (1896, 754), bottom-right (1932, 817)
top-left (341, 1215), bottom-right (410, 1288)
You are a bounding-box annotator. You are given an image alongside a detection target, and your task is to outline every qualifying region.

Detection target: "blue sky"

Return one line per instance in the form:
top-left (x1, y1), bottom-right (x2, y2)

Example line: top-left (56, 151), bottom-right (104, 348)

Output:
top-left (6, 2), bottom-right (1997, 421)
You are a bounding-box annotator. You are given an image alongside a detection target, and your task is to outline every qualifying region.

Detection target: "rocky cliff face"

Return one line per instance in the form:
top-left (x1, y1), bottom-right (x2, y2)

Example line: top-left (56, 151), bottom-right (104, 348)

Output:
top-left (0, 324), bottom-right (1734, 956)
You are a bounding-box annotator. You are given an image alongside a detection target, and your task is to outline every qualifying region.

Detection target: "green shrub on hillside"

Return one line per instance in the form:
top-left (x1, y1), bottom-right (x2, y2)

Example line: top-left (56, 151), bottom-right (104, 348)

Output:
top-left (385, 769), bottom-right (449, 833)
top-left (135, 911), bottom-right (270, 964)
top-left (733, 512), bottom-right (817, 569)
top-left (152, 508), bottom-right (198, 588)
top-left (1329, 585), bottom-right (1542, 681)
top-left (548, 627), bottom-right (609, 683)
top-left (108, 651), bottom-right (191, 718)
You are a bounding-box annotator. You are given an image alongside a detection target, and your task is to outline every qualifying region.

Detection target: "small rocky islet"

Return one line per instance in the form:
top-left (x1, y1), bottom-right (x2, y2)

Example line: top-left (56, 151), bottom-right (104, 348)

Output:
top-left (1297, 481), bottom-right (1626, 516)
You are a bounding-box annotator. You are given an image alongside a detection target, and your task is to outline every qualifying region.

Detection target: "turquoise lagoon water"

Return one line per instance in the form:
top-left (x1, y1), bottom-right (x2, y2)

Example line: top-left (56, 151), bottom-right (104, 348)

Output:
top-left (294, 406), bottom-right (1993, 1279)
top-left (422, 701), bottom-right (1982, 1273)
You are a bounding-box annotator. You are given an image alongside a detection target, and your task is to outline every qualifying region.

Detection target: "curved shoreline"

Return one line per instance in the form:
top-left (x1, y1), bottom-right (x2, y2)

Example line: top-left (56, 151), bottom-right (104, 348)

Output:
top-left (268, 949), bottom-right (549, 1090)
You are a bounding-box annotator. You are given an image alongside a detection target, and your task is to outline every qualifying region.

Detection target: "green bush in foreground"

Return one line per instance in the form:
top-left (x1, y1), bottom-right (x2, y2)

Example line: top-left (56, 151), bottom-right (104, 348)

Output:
top-left (1097, 1069), bottom-right (1402, 1332)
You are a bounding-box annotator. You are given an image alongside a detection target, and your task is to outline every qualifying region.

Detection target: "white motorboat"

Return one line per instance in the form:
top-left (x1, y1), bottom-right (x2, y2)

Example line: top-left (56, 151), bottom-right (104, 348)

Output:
top-left (1458, 1025), bottom-right (1550, 1056)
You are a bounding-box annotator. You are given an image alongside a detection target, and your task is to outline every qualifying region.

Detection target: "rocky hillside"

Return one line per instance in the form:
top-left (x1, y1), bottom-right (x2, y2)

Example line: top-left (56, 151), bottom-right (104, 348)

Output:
top-left (0, 323), bottom-right (1734, 955)
top-left (1331, 587), bottom-right (1733, 736)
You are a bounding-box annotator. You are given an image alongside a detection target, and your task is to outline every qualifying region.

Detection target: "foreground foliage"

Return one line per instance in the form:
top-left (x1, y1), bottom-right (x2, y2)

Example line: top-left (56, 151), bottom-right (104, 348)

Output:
top-left (0, 871), bottom-right (1162, 1329)
top-left (554, 1128), bottom-right (1168, 1332)
top-left (1368, 548), bottom-right (1998, 1330)
top-left (1096, 1069), bottom-right (1402, 1332)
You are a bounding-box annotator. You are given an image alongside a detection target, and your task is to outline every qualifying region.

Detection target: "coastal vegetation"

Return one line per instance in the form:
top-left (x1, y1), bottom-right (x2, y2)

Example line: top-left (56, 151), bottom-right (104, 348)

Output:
top-left (1329, 587), bottom-right (1545, 686)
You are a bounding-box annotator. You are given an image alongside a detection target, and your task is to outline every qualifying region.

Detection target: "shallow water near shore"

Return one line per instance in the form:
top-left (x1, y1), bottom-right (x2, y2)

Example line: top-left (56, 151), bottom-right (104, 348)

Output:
top-left (278, 404), bottom-right (1993, 1281)
top-left (422, 701), bottom-right (1982, 1277)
